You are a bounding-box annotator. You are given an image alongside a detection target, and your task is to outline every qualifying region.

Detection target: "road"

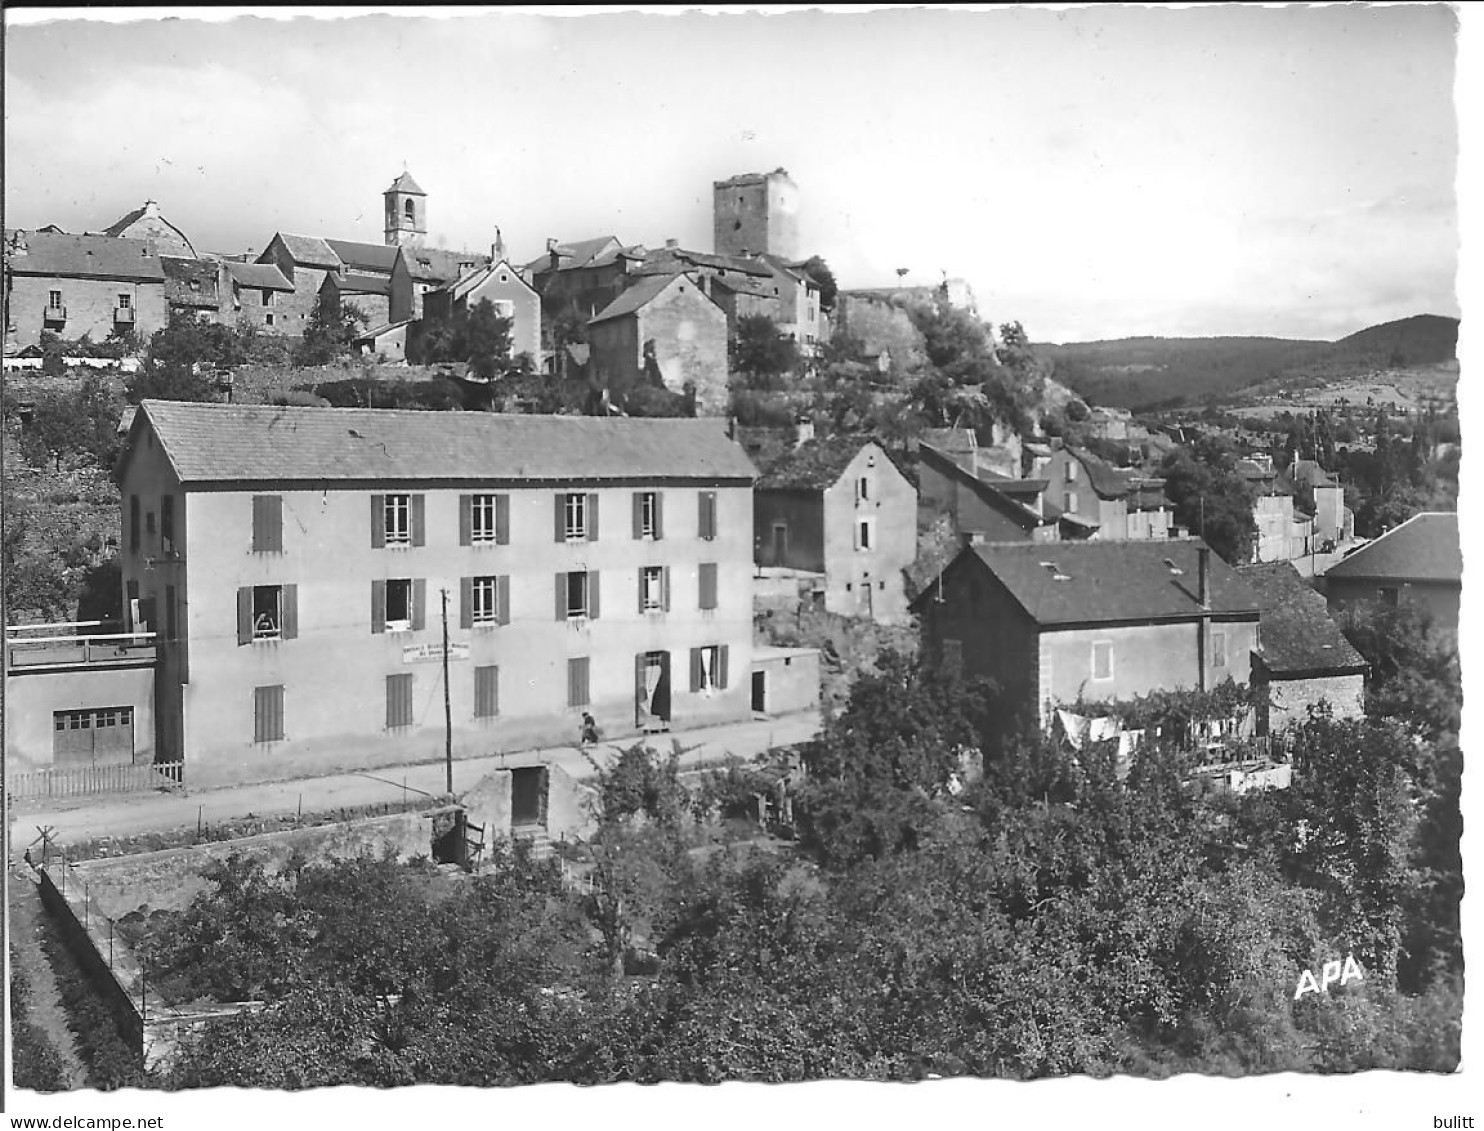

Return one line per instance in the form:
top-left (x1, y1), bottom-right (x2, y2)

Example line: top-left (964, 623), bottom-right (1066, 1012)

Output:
top-left (7, 710), bottom-right (821, 855)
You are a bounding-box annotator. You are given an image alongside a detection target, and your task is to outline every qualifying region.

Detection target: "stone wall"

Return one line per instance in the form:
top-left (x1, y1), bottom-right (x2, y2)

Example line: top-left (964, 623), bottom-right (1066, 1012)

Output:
top-left (834, 293), bottom-right (926, 372)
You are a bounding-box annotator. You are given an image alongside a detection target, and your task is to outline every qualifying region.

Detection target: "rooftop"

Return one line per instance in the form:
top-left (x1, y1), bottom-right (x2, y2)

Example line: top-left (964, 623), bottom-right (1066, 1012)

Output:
top-left (386, 171), bottom-right (426, 196)
top-left (264, 233), bottom-right (341, 269)
top-left (324, 239), bottom-right (400, 275)
top-left (756, 436), bottom-right (885, 491)
top-left (1237, 562), bottom-right (1367, 676)
top-left (1325, 511), bottom-right (1460, 584)
top-left (589, 272), bottom-right (710, 324)
top-left (4, 231), bottom-right (163, 281)
top-left (226, 262), bottom-right (295, 292)
top-left (923, 538), bottom-right (1259, 626)
top-left (130, 401), bottom-right (759, 486)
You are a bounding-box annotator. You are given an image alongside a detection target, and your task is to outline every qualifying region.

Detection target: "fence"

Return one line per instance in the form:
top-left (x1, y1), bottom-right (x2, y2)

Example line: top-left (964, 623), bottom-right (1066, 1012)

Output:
top-left (8, 759), bottom-right (185, 801)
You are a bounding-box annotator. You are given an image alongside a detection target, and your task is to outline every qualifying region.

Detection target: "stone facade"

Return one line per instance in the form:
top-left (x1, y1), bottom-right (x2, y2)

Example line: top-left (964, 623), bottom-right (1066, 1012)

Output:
top-left (713, 169), bottom-right (800, 261)
top-left (587, 275), bottom-right (729, 414)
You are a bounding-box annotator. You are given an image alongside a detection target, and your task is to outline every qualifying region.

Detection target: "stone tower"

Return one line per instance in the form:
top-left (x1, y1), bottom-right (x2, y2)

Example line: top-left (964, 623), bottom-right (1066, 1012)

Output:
top-left (384, 171), bottom-right (427, 248)
top-left (713, 167), bottom-right (799, 261)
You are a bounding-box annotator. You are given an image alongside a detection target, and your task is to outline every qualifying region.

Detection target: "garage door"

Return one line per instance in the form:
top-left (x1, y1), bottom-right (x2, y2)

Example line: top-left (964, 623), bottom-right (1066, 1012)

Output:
top-left (52, 707), bottom-right (135, 768)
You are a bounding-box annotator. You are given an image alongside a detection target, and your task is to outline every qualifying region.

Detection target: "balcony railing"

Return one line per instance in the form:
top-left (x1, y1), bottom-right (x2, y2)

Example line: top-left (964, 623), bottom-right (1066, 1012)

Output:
top-left (114, 306), bottom-right (136, 323)
top-left (42, 305), bottom-right (67, 322)
top-left (5, 621), bottom-right (157, 671)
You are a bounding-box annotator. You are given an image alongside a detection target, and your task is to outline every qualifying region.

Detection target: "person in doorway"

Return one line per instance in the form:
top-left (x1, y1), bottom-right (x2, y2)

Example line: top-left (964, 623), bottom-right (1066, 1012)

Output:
top-left (580, 712), bottom-right (601, 747)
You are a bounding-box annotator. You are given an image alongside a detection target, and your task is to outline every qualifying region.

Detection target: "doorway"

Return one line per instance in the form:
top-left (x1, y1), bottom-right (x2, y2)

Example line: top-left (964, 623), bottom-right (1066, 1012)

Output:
top-left (771, 522), bottom-right (788, 565)
top-left (511, 766), bottom-right (547, 828)
top-left (636, 650), bottom-right (671, 730)
top-left (751, 670), bottom-right (767, 714)
top-left (52, 707), bottom-right (135, 768)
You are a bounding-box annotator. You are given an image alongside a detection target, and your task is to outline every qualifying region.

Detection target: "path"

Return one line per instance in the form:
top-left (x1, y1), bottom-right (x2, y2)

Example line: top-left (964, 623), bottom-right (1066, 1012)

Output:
top-left (7, 870), bottom-right (89, 1090)
top-left (8, 710), bottom-right (821, 855)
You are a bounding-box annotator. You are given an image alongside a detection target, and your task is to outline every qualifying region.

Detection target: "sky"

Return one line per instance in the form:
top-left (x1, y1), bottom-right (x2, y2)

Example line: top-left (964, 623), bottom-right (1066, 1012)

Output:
top-left (2, 5), bottom-right (1464, 344)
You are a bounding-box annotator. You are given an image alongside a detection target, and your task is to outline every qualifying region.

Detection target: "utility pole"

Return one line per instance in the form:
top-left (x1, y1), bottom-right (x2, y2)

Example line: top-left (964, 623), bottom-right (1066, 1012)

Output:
top-left (441, 588), bottom-right (453, 795)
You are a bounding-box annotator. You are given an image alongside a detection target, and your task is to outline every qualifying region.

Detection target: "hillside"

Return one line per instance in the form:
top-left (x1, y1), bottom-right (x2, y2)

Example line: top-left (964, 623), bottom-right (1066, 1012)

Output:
top-left (1039, 314), bottom-right (1459, 410)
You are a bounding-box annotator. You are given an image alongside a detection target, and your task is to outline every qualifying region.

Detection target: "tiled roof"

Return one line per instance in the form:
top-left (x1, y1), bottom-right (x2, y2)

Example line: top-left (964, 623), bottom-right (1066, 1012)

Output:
top-left (331, 274), bottom-right (392, 297)
top-left (978, 469), bottom-right (1047, 499)
top-left (133, 401), bottom-right (758, 485)
top-left (704, 271), bottom-right (775, 298)
top-left (920, 427), bottom-right (979, 454)
top-left (756, 436), bottom-right (877, 491)
top-left (1325, 512), bottom-right (1460, 584)
top-left (640, 247), bottom-right (773, 279)
top-left (1068, 445), bottom-right (1136, 499)
top-left (354, 319), bottom-right (414, 342)
top-left (934, 538), bottom-right (1259, 626)
top-left (98, 203), bottom-right (148, 236)
top-left (386, 171), bottom-right (426, 195)
top-left (324, 239), bottom-right (399, 274)
top-left (918, 443), bottom-right (1050, 532)
top-left (267, 233), bottom-right (341, 268)
top-left (1238, 562), bottom-right (1367, 675)
top-left (437, 260), bottom-right (538, 301)
top-left (524, 236), bottom-right (622, 275)
top-left (589, 273), bottom-right (691, 324)
top-left (4, 231), bottom-right (163, 281)
top-left (226, 262), bottom-right (294, 291)
top-left (402, 245), bottom-right (488, 283)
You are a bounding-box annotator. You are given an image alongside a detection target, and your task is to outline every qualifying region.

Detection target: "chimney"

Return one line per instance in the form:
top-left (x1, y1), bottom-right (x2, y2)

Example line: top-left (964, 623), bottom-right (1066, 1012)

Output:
top-left (143, 200), bottom-right (160, 218)
top-left (546, 237), bottom-right (559, 252)
top-left (492, 226), bottom-right (506, 264)
top-left (794, 416), bottom-right (815, 449)
top-left (1197, 544), bottom-right (1211, 609)
top-left (665, 238), bottom-right (679, 250)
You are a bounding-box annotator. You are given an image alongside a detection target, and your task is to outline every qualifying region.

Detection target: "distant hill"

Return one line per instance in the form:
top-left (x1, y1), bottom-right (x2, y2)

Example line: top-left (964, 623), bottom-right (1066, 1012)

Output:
top-left (1038, 314), bottom-right (1459, 410)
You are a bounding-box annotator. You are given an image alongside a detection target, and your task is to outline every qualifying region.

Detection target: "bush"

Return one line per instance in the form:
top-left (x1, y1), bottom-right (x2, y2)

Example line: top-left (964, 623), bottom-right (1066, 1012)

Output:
top-left (8, 954), bottom-right (71, 1092)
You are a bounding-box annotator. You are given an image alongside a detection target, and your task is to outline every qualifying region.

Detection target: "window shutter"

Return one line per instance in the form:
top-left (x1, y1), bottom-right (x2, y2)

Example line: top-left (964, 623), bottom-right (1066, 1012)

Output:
top-left (556, 572), bottom-right (567, 620)
top-left (636, 653), bottom-right (647, 707)
top-left (690, 647), bottom-right (703, 692)
top-left (267, 495), bottom-right (283, 552)
top-left (588, 570), bottom-right (600, 619)
top-left (654, 492), bottom-right (664, 540)
top-left (281, 584), bottom-right (298, 640)
top-left (554, 494), bottom-right (565, 542)
top-left (251, 496), bottom-right (264, 552)
top-left (237, 586), bottom-right (253, 646)
top-left (717, 645), bottom-right (730, 690)
top-left (698, 491), bottom-right (712, 540)
top-left (411, 495), bottom-right (426, 547)
top-left (411, 578), bottom-right (427, 631)
top-left (371, 495), bottom-right (386, 548)
top-left (460, 577), bottom-right (474, 629)
top-left (495, 494), bottom-right (510, 545)
top-left (459, 495), bottom-right (472, 547)
top-left (633, 493), bottom-right (644, 540)
top-left (497, 575), bottom-right (510, 626)
top-left (699, 563), bottom-right (717, 610)
top-left (637, 569), bottom-right (646, 614)
top-left (853, 520), bottom-right (861, 550)
top-left (371, 579), bottom-right (387, 634)
top-left (663, 566), bottom-right (671, 612)
top-left (475, 665), bottom-right (499, 718)
top-left (130, 496), bottom-right (140, 555)
top-left (587, 493), bottom-right (599, 541)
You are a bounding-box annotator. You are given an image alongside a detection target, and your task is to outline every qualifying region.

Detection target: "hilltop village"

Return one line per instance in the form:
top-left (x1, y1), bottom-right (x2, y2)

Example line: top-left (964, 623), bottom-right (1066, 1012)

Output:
top-left (2, 167), bottom-right (1463, 1088)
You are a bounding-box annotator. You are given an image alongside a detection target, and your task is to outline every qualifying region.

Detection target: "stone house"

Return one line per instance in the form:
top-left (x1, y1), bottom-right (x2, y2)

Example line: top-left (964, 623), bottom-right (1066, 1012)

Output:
top-left (754, 437), bottom-right (918, 624)
top-left (390, 244), bottom-right (488, 324)
top-left (161, 257), bottom-right (224, 323)
top-left (255, 232), bottom-right (341, 335)
top-left (224, 262), bottom-right (296, 333)
top-left (3, 230), bottom-right (166, 349)
top-left (1322, 511), bottom-right (1460, 636)
top-left (1237, 562), bottom-right (1366, 735)
top-left (912, 539), bottom-right (1261, 733)
top-left (586, 272), bottom-right (729, 415)
top-left (916, 442), bottom-right (1059, 544)
top-left (1033, 442), bottom-right (1170, 541)
top-left (115, 401), bottom-right (760, 788)
top-left (422, 259), bottom-right (542, 363)
top-left (98, 200), bottom-right (198, 258)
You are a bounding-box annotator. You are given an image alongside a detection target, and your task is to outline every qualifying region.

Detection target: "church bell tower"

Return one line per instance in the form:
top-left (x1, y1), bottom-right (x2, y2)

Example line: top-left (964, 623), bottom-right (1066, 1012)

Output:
top-left (384, 171), bottom-right (427, 248)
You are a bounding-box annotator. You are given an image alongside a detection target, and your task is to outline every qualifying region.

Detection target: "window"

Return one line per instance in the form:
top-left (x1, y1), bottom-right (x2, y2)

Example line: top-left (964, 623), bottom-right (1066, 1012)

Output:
top-left (640, 565), bottom-right (669, 613)
top-left (633, 491), bottom-right (663, 540)
top-left (374, 493), bottom-right (424, 547)
top-left (117, 293), bottom-right (131, 310)
top-left (404, 199), bottom-right (416, 223)
top-left (465, 575), bottom-right (509, 627)
top-left (261, 289), bottom-right (274, 307)
top-left (161, 495), bottom-right (176, 553)
top-left (475, 665), bottom-right (500, 719)
top-left (1065, 461), bottom-right (1078, 483)
top-left (386, 673), bottom-right (414, 729)
top-left (698, 563), bottom-right (718, 611)
top-left (387, 579), bottom-right (413, 631)
top-left (1064, 491), bottom-right (1078, 514)
top-left (690, 645), bottom-right (729, 692)
top-left (857, 518), bottom-right (874, 551)
top-left (48, 290), bottom-right (62, 310)
top-left (463, 493), bottom-right (509, 545)
top-left (129, 495), bottom-right (140, 555)
top-left (237, 584), bottom-right (298, 645)
top-left (857, 476), bottom-right (870, 503)
top-left (1211, 631), bottom-right (1227, 668)
top-left (567, 657), bottom-right (591, 708)
top-left (557, 570), bottom-right (599, 620)
top-left (252, 495), bottom-right (283, 553)
top-left (698, 491), bottom-right (718, 540)
top-left (265, 312), bottom-right (275, 327)
top-left (557, 492), bottom-right (596, 542)
top-left (146, 509), bottom-right (157, 536)
top-left (254, 685), bottom-right (285, 744)
top-left (372, 578), bottom-right (424, 633)
top-left (1092, 641), bottom-right (1113, 681)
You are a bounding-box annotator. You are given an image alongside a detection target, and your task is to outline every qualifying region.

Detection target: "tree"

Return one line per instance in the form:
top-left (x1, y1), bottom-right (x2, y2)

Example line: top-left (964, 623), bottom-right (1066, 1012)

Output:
top-left (730, 314), bottom-right (800, 391)
top-left (796, 254), bottom-right (838, 313)
top-left (1159, 436), bottom-right (1256, 564)
top-left (294, 296), bottom-right (367, 366)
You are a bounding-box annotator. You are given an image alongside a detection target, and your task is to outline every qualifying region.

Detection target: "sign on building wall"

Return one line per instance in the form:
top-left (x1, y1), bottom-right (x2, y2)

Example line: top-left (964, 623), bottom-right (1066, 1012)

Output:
top-left (402, 642), bottom-right (470, 664)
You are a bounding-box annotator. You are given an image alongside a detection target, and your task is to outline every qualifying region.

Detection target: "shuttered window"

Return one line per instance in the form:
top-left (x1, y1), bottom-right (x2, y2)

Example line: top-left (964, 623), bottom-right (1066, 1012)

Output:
top-left (698, 491), bottom-right (718, 540)
top-left (558, 493), bottom-right (598, 541)
top-left (698, 563), bottom-right (718, 611)
top-left (567, 657), bottom-right (590, 708)
top-left (386, 673), bottom-right (414, 729)
top-left (633, 491), bottom-right (663, 539)
top-left (464, 493), bottom-right (509, 545)
top-left (474, 665), bottom-right (499, 719)
top-left (161, 495), bottom-right (177, 553)
top-left (465, 576), bottom-right (509, 626)
top-left (252, 495), bottom-right (283, 553)
top-left (639, 566), bottom-right (670, 613)
top-left (557, 571), bottom-right (599, 619)
top-left (689, 645), bottom-right (729, 692)
top-left (238, 585), bottom-right (298, 645)
top-left (253, 685), bottom-right (285, 743)
top-left (129, 495), bottom-right (140, 554)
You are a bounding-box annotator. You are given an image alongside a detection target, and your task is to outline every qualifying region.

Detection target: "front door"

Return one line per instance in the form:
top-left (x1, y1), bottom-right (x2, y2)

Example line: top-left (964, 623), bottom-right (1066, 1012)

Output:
top-left (636, 651), bottom-right (671, 728)
top-left (511, 766), bottom-right (547, 828)
top-left (751, 670), bottom-right (767, 714)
